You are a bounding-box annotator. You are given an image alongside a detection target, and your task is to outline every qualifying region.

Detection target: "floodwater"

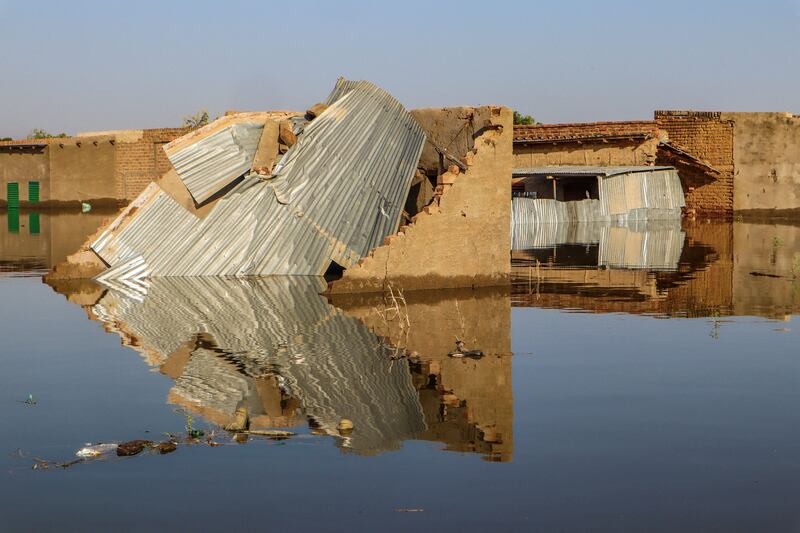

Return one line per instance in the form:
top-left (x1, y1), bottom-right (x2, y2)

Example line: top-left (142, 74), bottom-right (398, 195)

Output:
top-left (1, 212), bottom-right (799, 531)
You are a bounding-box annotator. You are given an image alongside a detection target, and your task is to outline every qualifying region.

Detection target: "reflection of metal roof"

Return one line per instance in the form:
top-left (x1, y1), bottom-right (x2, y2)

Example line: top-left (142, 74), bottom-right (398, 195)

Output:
top-left (513, 166), bottom-right (675, 178)
top-left (511, 218), bottom-right (686, 271)
top-left (90, 276), bottom-right (427, 455)
top-left (91, 79), bottom-right (425, 279)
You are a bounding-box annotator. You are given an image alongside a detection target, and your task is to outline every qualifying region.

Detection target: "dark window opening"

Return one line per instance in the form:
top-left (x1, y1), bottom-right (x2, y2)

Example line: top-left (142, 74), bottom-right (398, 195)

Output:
top-left (557, 176), bottom-right (599, 201)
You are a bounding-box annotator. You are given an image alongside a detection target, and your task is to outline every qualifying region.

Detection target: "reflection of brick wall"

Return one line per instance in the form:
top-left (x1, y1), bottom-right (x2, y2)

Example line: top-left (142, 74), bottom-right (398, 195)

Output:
top-left (511, 222), bottom-right (734, 316)
top-left (115, 128), bottom-right (190, 200)
top-left (655, 111), bottom-right (734, 217)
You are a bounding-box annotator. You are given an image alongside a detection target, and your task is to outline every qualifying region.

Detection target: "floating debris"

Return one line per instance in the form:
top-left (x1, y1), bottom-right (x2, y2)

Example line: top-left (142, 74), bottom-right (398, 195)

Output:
top-left (18, 394), bottom-right (37, 406)
top-left (337, 419), bottom-right (354, 434)
top-left (76, 443), bottom-right (118, 458)
top-left (116, 440), bottom-right (153, 457)
top-left (155, 441), bottom-right (177, 454)
top-left (448, 340), bottom-right (484, 359)
top-left (242, 429), bottom-right (296, 439)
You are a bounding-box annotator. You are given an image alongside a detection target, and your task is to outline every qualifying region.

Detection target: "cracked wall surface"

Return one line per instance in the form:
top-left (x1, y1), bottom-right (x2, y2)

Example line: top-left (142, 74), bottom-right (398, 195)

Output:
top-left (330, 106), bottom-right (513, 294)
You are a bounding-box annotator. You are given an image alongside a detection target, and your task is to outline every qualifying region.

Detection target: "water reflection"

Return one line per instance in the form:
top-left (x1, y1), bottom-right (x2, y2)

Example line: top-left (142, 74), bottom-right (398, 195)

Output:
top-left (513, 221), bottom-right (800, 318)
top-left (40, 219), bottom-right (799, 463)
top-left (0, 209), bottom-right (113, 274)
top-left (49, 276), bottom-right (513, 460)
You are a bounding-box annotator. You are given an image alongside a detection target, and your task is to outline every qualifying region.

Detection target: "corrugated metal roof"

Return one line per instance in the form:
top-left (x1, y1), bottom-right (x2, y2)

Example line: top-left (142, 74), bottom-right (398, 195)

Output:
top-left (513, 166), bottom-right (675, 177)
top-left (91, 79), bottom-right (426, 278)
top-left (512, 168), bottom-right (684, 226)
top-left (165, 121), bottom-right (264, 205)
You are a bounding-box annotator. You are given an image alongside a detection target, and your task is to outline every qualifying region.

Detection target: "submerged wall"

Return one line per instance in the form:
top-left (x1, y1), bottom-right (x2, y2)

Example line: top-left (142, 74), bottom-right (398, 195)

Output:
top-left (49, 137), bottom-right (117, 204)
top-left (0, 143), bottom-right (49, 206)
top-left (721, 112), bottom-right (800, 217)
top-left (331, 106), bottom-right (513, 293)
top-left (655, 111), bottom-right (735, 217)
top-left (0, 128), bottom-right (188, 207)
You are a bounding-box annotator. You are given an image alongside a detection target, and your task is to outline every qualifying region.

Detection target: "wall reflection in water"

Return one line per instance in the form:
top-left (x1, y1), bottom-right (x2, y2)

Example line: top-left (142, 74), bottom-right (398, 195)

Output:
top-left (513, 220), bottom-right (800, 318)
top-left (0, 210), bottom-right (114, 274)
top-left (48, 276), bottom-right (514, 461)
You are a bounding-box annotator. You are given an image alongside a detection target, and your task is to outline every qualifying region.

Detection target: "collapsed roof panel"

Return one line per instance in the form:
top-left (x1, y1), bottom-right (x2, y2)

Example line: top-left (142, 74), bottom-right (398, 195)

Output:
top-left (165, 119), bottom-right (263, 205)
top-left (164, 112), bottom-right (298, 205)
top-left (91, 79), bottom-right (425, 281)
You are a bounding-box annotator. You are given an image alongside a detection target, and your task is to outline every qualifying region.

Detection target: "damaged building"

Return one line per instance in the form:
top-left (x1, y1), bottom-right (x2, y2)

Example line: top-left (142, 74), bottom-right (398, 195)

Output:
top-left (48, 78), bottom-right (514, 293)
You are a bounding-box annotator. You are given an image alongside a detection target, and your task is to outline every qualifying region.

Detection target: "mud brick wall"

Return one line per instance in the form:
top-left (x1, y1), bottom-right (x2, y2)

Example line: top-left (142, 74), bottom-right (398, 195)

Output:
top-left (331, 106), bottom-right (513, 293)
top-left (513, 121), bottom-right (663, 168)
top-left (115, 128), bottom-right (189, 200)
top-left (655, 111), bottom-right (734, 217)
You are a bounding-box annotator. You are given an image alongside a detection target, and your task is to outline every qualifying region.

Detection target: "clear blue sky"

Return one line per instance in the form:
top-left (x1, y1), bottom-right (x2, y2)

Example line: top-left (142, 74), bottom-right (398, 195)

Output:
top-left (1, 0), bottom-right (798, 138)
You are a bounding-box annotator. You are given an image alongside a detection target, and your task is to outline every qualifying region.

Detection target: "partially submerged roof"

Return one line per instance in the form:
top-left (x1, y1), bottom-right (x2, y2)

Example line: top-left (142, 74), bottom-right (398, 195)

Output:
top-left (90, 78), bottom-right (426, 283)
top-left (513, 166), bottom-right (676, 178)
top-left (514, 121), bottom-right (661, 144)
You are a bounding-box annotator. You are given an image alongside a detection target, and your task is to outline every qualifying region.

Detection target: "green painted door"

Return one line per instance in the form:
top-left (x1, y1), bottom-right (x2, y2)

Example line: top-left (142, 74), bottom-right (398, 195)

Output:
top-left (7, 182), bottom-right (19, 208)
top-left (28, 181), bottom-right (40, 203)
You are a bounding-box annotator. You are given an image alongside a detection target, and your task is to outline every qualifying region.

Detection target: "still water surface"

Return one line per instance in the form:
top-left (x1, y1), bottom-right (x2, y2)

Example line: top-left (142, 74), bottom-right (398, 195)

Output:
top-left (1, 212), bottom-right (799, 531)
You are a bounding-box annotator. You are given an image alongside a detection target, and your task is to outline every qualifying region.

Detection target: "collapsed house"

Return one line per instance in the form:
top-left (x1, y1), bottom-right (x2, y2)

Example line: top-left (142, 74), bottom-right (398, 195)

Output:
top-left (89, 79), bottom-right (426, 286)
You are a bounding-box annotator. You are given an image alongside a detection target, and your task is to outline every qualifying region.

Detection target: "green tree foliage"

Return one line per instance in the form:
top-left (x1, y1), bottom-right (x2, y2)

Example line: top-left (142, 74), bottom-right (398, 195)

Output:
top-left (183, 109), bottom-right (210, 128)
top-left (27, 129), bottom-right (68, 139)
top-left (513, 111), bottom-right (536, 125)
top-left (1, 137), bottom-right (12, 141)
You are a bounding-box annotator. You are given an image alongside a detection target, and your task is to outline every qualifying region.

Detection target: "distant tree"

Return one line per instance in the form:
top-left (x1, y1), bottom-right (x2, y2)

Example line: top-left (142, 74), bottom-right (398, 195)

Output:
top-left (183, 109), bottom-right (210, 128)
top-left (1, 137), bottom-right (12, 141)
top-left (513, 111), bottom-right (536, 125)
top-left (27, 129), bottom-right (68, 139)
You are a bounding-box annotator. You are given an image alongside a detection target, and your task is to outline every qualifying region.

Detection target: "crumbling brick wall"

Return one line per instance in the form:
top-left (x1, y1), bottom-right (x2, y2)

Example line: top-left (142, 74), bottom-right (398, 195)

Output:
top-left (655, 111), bottom-right (734, 217)
top-left (330, 106), bottom-right (513, 293)
top-left (114, 128), bottom-right (190, 200)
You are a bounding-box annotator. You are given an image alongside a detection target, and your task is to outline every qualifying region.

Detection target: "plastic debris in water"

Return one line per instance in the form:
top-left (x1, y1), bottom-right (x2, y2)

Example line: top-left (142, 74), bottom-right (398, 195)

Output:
top-left (76, 443), bottom-right (118, 458)
top-left (17, 394), bottom-right (37, 405)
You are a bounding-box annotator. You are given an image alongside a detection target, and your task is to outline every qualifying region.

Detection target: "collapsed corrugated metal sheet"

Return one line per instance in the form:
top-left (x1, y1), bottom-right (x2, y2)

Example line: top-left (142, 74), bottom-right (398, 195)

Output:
top-left (512, 218), bottom-right (685, 271)
top-left (165, 120), bottom-right (264, 204)
top-left (91, 79), bottom-right (426, 279)
top-left (89, 276), bottom-right (427, 455)
top-left (324, 77), bottom-right (362, 105)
